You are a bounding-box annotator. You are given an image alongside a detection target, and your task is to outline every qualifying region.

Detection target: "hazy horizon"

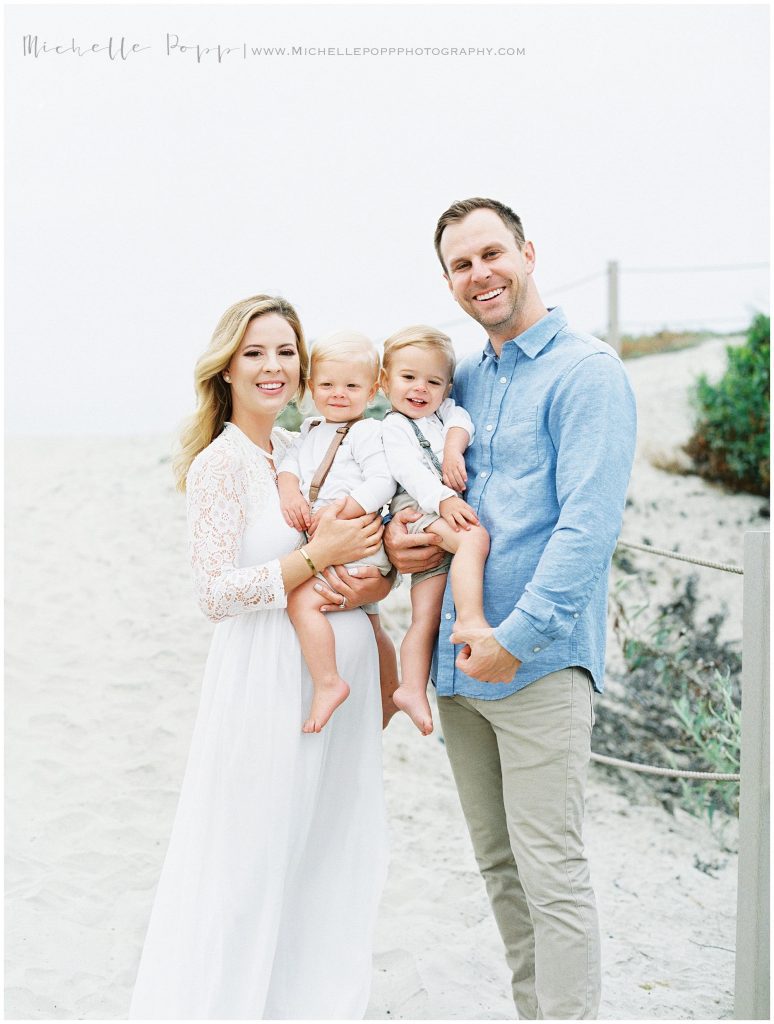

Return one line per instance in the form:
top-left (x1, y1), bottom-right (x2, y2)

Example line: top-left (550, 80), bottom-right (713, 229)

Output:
top-left (6, 4), bottom-right (769, 436)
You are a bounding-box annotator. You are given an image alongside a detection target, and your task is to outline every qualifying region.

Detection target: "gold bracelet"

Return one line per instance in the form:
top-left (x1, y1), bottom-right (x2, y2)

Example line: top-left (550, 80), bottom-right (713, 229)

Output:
top-left (298, 545), bottom-right (317, 576)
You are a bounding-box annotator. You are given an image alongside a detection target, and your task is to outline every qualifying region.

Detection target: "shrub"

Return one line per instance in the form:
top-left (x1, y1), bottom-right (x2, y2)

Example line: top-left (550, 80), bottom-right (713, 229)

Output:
top-left (684, 314), bottom-right (770, 495)
top-left (276, 392), bottom-right (391, 432)
top-left (602, 568), bottom-right (742, 827)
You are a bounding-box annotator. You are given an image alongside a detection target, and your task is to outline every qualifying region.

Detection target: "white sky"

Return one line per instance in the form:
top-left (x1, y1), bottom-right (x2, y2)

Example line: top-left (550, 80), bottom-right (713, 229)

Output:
top-left (5, 3), bottom-right (770, 436)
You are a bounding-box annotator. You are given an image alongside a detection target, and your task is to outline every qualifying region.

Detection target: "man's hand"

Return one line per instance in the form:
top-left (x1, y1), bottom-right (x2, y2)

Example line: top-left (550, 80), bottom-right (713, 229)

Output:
top-left (450, 626), bottom-right (521, 683)
top-left (383, 508), bottom-right (445, 575)
top-left (310, 564), bottom-right (394, 612)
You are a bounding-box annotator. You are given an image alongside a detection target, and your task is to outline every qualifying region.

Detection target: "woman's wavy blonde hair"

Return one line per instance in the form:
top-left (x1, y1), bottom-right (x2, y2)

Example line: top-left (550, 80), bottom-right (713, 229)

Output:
top-left (174, 294), bottom-right (309, 492)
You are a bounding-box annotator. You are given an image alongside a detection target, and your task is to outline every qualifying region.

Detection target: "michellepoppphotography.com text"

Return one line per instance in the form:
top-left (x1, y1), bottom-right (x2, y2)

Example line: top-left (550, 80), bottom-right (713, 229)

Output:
top-left (22, 33), bottom-right (526, 64)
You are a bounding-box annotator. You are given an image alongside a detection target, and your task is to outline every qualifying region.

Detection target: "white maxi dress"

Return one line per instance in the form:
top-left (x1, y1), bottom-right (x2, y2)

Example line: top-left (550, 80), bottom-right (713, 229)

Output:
top-left (129, 422), bottom-right (388, 1020)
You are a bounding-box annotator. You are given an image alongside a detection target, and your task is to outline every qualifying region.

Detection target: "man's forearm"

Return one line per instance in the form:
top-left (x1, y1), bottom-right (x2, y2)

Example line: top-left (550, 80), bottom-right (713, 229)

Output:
top-left (495, 353), bottom-right (636, 665)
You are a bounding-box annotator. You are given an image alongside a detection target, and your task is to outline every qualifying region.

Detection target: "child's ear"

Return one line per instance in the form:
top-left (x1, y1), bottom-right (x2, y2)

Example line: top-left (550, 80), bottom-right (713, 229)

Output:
top-left (368, 380), bottom-right (379, 402)
top-left (379, 371), bottom-right (389, 396)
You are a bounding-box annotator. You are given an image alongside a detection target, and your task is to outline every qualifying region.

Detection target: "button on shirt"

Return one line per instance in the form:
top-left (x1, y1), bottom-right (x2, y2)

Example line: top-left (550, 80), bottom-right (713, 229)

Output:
top-left (434, 307), bottom-right (637, 699)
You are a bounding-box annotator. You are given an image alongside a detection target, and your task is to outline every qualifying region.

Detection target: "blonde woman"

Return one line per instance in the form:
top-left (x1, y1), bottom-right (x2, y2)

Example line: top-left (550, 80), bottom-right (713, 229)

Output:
top-left (129, 295), bottom-right (391, 1020)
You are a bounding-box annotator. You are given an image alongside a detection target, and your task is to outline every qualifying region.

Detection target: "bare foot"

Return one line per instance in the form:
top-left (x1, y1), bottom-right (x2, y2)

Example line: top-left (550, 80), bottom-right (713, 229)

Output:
top-left (303, 677), bottom-right (350, 733)
top-left (393, 686), bottom-right (434, 736)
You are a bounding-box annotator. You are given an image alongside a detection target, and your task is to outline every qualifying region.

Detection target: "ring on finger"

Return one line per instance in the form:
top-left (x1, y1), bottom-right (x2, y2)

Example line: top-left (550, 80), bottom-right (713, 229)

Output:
top-left (340, 595), bottom-right (347, 608)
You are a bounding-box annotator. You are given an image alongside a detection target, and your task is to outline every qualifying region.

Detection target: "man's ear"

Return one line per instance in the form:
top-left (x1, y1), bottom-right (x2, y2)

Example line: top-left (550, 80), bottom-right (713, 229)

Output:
top-left (444, 272), bottom-right (457, 300)
top-left (522, 240), bottom-right (536, 274)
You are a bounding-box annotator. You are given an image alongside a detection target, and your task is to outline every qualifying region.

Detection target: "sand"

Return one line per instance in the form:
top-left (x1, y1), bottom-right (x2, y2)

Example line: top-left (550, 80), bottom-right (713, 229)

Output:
top-left (5, 337), bottom-right (766, 1020)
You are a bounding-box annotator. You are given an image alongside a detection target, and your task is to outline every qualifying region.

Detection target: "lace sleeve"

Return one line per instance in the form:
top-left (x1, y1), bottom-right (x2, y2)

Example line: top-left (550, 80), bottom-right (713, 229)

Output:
top-left (186, 445), bottom-right (287, 622)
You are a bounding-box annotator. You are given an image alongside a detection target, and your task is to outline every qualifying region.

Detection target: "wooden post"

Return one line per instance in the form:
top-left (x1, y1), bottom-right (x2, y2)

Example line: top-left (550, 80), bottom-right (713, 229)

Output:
top-left (606, 260), bottom-right (620, 354)
top-left (734, 531), bottom-right (770, 1019)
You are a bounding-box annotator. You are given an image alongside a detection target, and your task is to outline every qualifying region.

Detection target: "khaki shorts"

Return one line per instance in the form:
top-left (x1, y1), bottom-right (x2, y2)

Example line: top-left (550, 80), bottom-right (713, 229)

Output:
top-left (389, 488), bottom-right (451, 589)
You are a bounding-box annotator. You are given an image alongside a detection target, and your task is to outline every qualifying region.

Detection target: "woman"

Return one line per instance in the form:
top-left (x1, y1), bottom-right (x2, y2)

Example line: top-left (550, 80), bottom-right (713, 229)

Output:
top-left (129, 295), bottom-right (392, 1019)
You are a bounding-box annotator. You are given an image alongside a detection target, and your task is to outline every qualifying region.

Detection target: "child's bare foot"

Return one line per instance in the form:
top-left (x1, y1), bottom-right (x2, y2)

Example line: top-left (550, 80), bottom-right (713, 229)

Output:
top-left (393, 687), bottom-right (434, 736)
top-left (303, 677), bottom-right (350, 733)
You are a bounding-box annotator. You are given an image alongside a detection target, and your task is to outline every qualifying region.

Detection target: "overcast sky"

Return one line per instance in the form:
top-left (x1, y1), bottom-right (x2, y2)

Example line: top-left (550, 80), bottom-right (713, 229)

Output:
top-left (6, 3), bottom-right (769, 436)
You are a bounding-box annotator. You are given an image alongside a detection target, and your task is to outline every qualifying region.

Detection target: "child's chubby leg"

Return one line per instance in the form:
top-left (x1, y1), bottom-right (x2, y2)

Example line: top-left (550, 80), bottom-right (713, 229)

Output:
top-left (394, 573), bottom-right (447, 736)
top-left (426, 519), bottom-right (490, 633)
top-left (367, 613), bottom-right (400, 729)
top-left (287, 577), bottom-right (350, 733)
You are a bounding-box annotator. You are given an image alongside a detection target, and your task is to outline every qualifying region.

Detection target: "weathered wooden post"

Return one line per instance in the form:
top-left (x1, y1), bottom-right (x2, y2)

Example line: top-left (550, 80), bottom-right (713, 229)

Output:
top-left (734, 530), bottom-right (770, 1019)
top-left (606, 260), bottom-right (620, 354)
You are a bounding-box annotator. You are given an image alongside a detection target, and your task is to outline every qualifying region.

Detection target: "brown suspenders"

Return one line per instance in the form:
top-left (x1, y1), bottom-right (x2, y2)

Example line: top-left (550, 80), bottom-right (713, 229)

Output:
top-left (307, 418), bottom-right (363, 505)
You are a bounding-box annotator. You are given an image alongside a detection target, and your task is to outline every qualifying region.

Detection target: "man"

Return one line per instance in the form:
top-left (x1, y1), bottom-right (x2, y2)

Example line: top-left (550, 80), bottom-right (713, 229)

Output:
top-left (384, 197), bottom-right (637, 1019)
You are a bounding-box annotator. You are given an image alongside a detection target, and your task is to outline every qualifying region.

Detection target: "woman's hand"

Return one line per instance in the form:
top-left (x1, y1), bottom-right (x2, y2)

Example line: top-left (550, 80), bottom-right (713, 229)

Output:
top-left (306, 500), bottom-right (384, 570)
top-left (383, 508), bottom-right (445, 575)
top-left (310, 564), bottom-right (395, 612)
top-left (306, 508), bottom-right (323, 539)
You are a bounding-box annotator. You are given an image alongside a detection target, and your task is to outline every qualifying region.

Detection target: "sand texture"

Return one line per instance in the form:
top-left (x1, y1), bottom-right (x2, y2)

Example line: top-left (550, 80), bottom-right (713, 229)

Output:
top-left (6, 338), bottom-right (766, 1020)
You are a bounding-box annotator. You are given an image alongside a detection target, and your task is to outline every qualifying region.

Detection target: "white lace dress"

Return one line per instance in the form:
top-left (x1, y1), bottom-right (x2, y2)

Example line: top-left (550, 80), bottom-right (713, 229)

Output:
top-left (129, 422), bottom-right (388, 1020)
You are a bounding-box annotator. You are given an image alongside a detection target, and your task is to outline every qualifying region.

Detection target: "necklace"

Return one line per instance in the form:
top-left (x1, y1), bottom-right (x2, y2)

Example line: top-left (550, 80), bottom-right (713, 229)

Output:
top-left (264, 454), bottom-right (278, 485)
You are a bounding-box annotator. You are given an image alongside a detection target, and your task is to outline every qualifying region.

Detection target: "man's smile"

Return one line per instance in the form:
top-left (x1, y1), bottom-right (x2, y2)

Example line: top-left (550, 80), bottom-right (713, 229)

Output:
top-left (474, 287), bottom-right (505, 302)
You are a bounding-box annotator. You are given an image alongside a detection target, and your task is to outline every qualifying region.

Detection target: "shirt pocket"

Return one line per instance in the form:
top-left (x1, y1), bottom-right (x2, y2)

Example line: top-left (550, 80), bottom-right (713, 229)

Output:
top-left (494, 404), bottom-right (540, 476)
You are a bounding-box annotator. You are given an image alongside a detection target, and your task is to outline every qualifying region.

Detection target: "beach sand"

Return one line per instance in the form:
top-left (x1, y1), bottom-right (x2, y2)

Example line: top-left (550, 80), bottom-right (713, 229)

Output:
top-left (5, 337), bottom-right (766, 1019)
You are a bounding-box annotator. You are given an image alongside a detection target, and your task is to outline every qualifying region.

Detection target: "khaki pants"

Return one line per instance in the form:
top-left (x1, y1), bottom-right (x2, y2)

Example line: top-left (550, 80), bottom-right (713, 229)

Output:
top-left (437, 667), bottom-right (601, 1020)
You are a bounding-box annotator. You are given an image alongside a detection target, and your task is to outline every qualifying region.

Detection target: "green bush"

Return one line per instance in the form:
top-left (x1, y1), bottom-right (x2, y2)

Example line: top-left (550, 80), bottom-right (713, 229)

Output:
top-left (606, 570), bottom-right (742, 827)
top-left (276, 401), bottom-right (304, 431)
top-left (276, 392), bottom-right (391, 432)
top-left (684, 313), bottom-right (770, 495)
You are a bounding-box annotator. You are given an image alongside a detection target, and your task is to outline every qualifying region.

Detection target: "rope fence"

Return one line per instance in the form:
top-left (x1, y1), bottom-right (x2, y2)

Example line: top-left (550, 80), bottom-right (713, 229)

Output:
top-left (594, 536), bottom-right (744, 781)
top-left (616, 538), bottom-right (743, 574)
top-left (590, 752), bottom-right (739, 782)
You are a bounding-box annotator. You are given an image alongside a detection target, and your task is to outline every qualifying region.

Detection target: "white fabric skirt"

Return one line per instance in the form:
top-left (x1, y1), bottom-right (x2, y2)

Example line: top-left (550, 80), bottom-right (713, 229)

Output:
top-left (129, 606), bottom-right (388, 1019)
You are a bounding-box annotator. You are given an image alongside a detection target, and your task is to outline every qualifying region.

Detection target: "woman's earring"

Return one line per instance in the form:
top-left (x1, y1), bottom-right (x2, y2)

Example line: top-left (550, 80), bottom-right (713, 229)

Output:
top-left (224, 374), bottom-right (232, 383)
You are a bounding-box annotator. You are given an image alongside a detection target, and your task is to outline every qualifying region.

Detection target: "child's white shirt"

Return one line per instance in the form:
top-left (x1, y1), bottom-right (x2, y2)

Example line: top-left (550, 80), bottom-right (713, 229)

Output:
top-left (277, 417), bottom-right (396, 513)
top-left (381, 397), bottom-right (475, 515)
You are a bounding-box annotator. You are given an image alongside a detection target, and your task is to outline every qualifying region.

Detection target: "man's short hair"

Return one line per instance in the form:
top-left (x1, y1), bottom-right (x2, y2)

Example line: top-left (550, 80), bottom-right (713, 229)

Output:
top-left (434, 197), bottom-right (526, 272)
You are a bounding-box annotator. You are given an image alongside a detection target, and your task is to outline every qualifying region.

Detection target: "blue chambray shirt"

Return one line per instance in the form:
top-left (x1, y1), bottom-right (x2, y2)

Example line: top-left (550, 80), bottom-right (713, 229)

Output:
top-left (433, 306), bottom-right (637, 699)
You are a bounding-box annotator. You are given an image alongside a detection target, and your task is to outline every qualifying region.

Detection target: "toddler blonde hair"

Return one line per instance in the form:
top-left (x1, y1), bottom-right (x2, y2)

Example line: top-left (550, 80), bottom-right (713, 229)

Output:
top-left (310, 330), bottom-right (381, 384)
top-left (381, 325), bottom-right (456, 382)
